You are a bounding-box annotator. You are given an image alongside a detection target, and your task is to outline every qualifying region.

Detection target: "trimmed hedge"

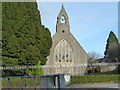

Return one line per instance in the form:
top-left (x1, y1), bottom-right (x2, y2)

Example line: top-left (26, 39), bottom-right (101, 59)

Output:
top-left (71, 75), bottom-right (120, 84)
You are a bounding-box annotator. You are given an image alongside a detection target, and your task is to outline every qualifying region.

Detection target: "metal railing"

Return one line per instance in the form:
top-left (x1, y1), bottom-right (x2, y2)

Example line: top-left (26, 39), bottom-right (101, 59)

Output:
top-left (0, 74), bottom-right (66, 89)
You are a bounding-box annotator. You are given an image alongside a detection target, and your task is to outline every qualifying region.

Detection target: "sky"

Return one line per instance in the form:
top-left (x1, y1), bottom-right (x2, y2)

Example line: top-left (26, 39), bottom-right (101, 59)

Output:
top-left (37, 2), bottom-right (118, 57)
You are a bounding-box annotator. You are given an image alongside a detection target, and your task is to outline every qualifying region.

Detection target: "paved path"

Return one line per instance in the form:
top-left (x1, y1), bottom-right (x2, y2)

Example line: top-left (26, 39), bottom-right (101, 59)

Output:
top-left (67, 83), bottom-right (120, 89)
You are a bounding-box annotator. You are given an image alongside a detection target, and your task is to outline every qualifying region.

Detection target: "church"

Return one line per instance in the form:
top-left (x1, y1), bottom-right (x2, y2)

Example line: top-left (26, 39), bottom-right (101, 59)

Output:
top-left (42, 5), bottom-right (89, 75)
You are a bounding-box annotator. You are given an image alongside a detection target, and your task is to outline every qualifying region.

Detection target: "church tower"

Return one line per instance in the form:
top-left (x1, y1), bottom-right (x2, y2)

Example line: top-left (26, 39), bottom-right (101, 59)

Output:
top-left (43, 5), bottom-right (89, 75)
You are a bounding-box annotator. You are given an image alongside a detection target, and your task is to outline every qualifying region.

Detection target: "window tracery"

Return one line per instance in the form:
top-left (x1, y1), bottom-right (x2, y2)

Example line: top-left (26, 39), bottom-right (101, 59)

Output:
top-left (54, 39), bottom-right (74, 63)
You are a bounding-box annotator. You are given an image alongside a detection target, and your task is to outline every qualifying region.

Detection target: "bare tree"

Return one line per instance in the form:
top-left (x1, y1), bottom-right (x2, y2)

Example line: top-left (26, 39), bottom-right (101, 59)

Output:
top-left (88, 51), bottom-right (101, 64)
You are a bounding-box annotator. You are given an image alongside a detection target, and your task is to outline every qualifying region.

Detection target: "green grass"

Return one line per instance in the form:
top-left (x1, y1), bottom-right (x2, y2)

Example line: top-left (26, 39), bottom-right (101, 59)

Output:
top-left (71, 74), bottom-right (120, 84)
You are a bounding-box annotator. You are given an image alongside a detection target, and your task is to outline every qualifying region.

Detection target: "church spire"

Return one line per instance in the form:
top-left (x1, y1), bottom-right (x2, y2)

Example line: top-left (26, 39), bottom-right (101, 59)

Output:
top-left (61, 3), bottom-right (65, 10)
top-left (57, 4), bottom-right (68, 19)
top-left (62, 3), bottom-right (64, 7)
top-left (56, 4), bottom-right (70, 32)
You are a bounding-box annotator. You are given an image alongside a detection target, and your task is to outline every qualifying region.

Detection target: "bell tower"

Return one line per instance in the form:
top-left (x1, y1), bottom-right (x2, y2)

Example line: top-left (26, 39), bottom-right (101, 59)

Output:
top-left (56, 4), bottom-right (70, 33)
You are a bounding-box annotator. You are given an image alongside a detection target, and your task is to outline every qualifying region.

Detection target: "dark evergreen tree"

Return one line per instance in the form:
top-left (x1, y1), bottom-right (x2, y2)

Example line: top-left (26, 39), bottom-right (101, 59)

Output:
top-left (2, 2), bottom-right (52, 76)
top-left (104, 31), bottom-right (119, 61)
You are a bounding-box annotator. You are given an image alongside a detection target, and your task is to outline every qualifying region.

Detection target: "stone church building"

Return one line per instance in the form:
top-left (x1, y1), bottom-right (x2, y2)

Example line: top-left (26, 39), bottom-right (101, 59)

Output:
top-left (42, 5), bottom-right (89, 75)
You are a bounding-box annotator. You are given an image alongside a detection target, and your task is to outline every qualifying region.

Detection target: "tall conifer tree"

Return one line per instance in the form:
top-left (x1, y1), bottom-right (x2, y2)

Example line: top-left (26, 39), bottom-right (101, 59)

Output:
top-left (104, 31), bottom-right (119, 61)
top-left (2, 2), bottom-right (52, 76)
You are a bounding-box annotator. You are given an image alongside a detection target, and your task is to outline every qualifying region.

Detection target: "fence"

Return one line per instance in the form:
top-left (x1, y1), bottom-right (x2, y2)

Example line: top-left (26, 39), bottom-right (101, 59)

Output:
top-left (0, 63), bottom-right (120, 89)
top-left (0, 74), bottom-right (66, 89)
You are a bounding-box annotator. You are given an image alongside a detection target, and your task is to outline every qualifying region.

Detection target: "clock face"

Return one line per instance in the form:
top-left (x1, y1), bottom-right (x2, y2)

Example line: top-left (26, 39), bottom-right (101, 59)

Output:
top-left (60, 16), bottom-right (66, 23)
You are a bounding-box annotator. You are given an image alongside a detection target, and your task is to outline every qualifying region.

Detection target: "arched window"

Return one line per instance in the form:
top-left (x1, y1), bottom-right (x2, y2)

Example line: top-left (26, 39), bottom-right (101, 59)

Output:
top-left (54, 39), bottom-right (74, 63)
top-left (69, 50), bottom-right (72, 62)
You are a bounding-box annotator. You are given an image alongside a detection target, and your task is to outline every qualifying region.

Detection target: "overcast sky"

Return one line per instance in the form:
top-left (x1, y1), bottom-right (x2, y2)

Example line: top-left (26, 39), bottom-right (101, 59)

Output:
top-left (37, 2), bottom-right (118, 57)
